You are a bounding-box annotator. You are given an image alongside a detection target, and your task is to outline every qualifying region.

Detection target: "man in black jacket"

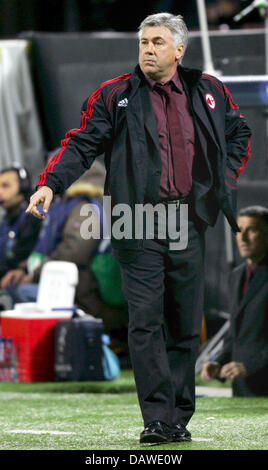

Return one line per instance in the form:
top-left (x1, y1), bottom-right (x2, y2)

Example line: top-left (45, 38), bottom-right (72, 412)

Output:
top-left (26, 13), bottom-right (251, 443)
top-left (0, 166), bottom-right (41, 281)
top-left (201, 206), bottom-right (268, 397)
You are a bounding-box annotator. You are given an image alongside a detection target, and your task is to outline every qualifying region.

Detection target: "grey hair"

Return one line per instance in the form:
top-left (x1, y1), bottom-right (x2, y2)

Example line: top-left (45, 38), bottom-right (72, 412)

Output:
top-left (138, 12), bottom-right (188, 58)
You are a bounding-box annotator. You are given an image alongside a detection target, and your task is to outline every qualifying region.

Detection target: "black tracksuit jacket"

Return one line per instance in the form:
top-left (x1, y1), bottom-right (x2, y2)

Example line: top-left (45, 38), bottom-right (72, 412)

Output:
top-left (37, 64), bottom-right (252, 250)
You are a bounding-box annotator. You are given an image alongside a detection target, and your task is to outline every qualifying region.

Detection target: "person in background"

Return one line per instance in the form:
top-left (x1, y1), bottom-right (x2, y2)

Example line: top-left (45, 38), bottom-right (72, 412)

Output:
top-left (201, 206), bottom-right (268, 396)
top-left (0, 165), bottom-right (41, 281)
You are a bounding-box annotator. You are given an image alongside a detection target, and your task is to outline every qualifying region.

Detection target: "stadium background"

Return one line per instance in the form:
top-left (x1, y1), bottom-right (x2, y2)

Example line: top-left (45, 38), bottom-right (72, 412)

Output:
top-left (0, 0), bottom-right (267, 334)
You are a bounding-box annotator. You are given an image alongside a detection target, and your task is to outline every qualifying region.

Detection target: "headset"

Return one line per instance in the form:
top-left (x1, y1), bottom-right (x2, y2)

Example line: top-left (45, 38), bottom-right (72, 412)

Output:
top-left (0, 163), bottom-right (32, 198)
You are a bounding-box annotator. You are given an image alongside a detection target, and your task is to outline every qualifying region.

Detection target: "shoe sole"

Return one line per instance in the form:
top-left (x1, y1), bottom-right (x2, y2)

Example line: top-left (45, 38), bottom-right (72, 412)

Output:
top-left (172, 436), bottom-right (192, 442)
top-left (140, 433), bottom-right (172, 444)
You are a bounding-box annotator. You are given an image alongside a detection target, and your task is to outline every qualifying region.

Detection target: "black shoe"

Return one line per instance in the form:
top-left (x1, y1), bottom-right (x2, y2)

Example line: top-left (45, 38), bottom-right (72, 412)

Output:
top-left (171, 424), bottom-right (192, 442)
top-left (140, 421), bottom-right (172, 444)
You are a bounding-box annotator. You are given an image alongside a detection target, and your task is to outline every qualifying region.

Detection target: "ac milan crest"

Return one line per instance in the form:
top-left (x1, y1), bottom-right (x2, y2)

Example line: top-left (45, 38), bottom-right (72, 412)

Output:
top-left (205, 93), bottom-right (216, 110)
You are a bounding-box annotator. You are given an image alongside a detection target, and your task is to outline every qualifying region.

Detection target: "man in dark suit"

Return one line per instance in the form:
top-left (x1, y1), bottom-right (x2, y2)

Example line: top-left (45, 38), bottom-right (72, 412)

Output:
top-left (201, 206), bottom-right (268, 397)
top-left (26, 13), bottom-right (251, 443)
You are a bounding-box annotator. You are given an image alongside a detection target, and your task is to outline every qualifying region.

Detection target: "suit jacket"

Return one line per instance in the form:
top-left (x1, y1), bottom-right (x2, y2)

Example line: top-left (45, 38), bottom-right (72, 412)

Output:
top-left (36, 64), bottom-right (252, 253)
top-left (216, 258), bottom-right (268, 396)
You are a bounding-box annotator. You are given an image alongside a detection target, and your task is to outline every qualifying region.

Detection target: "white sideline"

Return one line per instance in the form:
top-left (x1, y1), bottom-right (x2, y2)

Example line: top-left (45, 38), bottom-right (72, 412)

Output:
top-left (6, 430), bottom-right (76, 435)
top-left (196, 386), bottom-right (232, 397)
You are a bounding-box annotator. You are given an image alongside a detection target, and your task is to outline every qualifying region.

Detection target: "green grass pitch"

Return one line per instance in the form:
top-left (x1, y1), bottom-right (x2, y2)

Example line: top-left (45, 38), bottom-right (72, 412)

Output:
top-left (0, 370), bottom-right (267, 450)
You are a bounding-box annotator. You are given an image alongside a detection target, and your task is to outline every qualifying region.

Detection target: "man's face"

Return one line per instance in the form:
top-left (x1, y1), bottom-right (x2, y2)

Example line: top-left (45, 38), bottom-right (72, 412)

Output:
top-left (139, 25), bottom-right (184, 82)
top-left (0, 171), bottom-right (20, 208)
top-left (236, 216), bottom-right (268, 263)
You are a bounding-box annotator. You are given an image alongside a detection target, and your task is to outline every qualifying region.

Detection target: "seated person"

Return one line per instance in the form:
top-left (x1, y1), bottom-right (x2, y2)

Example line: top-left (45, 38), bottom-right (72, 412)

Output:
top-left (0, 165), bottom-right (42, 281)
top-left (201, 206), bottom-right (268, 396)
top-left (1, 160), bottom-right (128, 352)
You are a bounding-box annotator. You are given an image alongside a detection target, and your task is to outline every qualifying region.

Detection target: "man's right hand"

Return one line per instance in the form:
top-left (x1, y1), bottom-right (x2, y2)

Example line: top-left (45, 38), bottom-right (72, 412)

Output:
top-left (26, 186), bottom-right (54, 219)
top-left (201, 361), bottom-right (221, 381)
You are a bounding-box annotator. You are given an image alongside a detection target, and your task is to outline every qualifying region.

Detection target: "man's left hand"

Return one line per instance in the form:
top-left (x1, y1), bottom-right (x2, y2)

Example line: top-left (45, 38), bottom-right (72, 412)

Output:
top-left (219, 361), bottom-right (247, 380)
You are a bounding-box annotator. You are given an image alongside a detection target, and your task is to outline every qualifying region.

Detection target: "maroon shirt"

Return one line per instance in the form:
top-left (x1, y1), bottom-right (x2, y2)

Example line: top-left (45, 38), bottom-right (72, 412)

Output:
top-left (146, 71), bottom-right (195, 199)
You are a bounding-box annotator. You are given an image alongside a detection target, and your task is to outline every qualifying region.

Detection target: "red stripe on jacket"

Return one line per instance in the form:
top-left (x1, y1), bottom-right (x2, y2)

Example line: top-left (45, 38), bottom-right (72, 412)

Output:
top-left (107, 84), bottom-right (128, 111)
top-left (223, 84), bottom-right (240, 109)
top-left (201, 74), bottom-right (225, 97)
top-left (38, 73), bottom-right (131, 187)
top-left (201, 75), bottom-right (251, 181)
top-left (236, 135), bottom-right (252, 179)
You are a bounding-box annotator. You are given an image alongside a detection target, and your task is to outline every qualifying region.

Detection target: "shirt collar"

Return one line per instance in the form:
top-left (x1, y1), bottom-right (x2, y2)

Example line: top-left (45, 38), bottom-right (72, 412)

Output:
top-left (145, 70), bottom-right (183, 94)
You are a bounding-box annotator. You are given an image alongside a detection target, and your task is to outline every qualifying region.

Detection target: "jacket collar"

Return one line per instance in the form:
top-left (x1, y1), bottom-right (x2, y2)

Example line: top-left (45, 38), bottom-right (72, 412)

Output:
top-left (177, 65), bottom-right (203, 93)
top-left (130, 63), bottom-right (202, 94)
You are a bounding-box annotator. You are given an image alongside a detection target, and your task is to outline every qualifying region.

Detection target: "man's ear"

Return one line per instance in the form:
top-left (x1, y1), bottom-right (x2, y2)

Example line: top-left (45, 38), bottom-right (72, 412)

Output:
top-left (176, 44), bottom-right (184, 61)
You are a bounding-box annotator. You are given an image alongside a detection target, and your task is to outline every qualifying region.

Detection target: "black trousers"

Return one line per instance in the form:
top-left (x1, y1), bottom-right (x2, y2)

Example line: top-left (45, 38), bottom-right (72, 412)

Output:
top-left (117, 206), bottom-right (205, 428)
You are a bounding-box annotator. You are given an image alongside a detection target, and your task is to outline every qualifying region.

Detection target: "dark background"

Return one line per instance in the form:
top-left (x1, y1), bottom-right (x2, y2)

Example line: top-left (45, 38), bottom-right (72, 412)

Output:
top-left (0, 0), bottom-right (263, 36)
